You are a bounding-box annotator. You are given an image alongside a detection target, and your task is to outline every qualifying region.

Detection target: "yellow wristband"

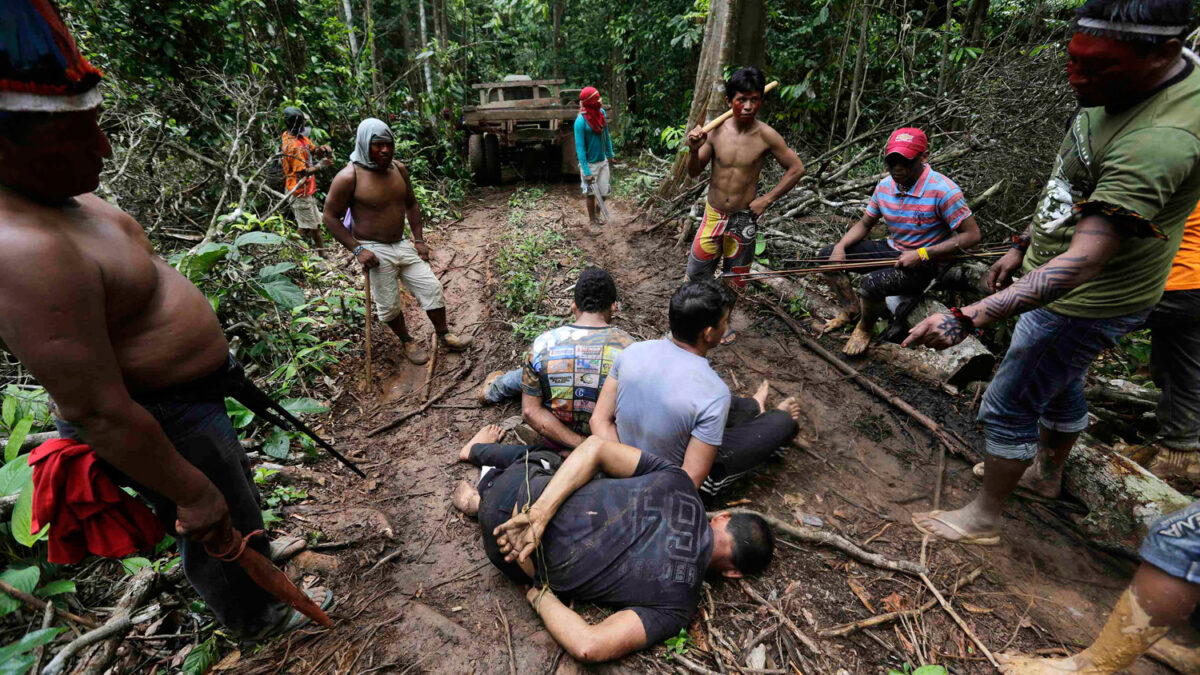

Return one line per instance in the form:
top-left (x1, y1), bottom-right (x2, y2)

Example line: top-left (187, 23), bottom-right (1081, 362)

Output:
top-left (917, 247), bottom-right (930, 261)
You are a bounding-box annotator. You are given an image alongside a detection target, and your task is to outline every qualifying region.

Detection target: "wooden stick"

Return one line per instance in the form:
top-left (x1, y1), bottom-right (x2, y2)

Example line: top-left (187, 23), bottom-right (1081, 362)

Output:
top-left (749, 296), bottom-right (971, 460)
top-left (495, 598), bottom-right (517, 675)
top-left (700, 81), bottom-right (780, 134)
top-left (364, 272), bottom-right (374, 389)
top-left (722, 508), bottom-right (926, 576)
top-left (422, 332), bottom-right (438, 402)
top-left (919, 572), bottom-right (1000, 669)
top-left (0, 579), bottom-right (98, 629)
top-left (366, 358), bottom-right (474, 437)
top-left (820, 566), bottom-right (985, 637)
top-left (738, 581), bottom-right (822, 656)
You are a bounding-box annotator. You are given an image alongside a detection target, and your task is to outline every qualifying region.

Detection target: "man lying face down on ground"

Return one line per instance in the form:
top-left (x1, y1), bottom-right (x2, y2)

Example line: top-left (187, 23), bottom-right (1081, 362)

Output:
top-left (452, 427), bottom-right (775, 661)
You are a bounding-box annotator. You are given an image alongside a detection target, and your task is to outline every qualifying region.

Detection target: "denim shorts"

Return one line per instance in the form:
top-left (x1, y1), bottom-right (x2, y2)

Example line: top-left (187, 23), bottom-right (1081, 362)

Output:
top-left (977, 307), bottom-right (1148, 460)
top-left (1140, 499), bottom-right (1200, 583)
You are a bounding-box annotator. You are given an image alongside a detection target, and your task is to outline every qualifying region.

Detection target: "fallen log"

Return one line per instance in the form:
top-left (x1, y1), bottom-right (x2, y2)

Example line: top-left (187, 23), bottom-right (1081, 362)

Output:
top-left (0, 431), bottom-right (58, 454)
top-left (1062, 439), bottom-right (1192, 556)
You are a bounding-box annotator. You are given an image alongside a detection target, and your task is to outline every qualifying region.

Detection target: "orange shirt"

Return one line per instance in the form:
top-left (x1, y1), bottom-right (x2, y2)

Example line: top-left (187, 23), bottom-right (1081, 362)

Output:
top-left (1166, 201), bottom-right (1200, 291)
top-left (281, 132), bottom-right (317, 198)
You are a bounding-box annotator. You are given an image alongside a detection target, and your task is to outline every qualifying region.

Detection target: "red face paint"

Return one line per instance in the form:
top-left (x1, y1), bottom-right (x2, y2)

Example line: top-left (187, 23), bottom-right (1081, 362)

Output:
top-left (730, 92), bottom-right (761, 121)
top-left (1067, 32), bottom-right (1160, 107)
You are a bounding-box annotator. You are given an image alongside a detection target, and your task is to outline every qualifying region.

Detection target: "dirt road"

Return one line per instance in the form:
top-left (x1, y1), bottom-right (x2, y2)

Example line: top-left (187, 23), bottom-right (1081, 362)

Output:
top-left (239, 184), bottom-right (1184, 674)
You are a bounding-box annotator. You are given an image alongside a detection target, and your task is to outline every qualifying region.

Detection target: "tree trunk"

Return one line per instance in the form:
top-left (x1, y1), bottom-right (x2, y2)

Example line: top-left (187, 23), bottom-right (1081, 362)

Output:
top-left (398, 0), bottom-right (419, 92)
top-left (660, 0), bottom-right (735, 197)
top-left (1064, 441), bottom-right (1191, 557)
top-left (610, 41), bottom-right (628, 136)
top-left (341, 0), bottom-right (359, 60)
top-left (418, 0), bottom-right (434, 96)
top-left (729, 0), bottom-right (766, 69)
top-left (936, 0), bottom-right (952, 98)
top-left (365, 0), bottom-right (381, 101)
top-left (963, 0), bottom-right (990, 47)
top-left (844, 2), bottom-right (872, 142)
top-left (552, 1), bottom-right (564, 78)
top-left (827, 0), bottom-right (858, 151)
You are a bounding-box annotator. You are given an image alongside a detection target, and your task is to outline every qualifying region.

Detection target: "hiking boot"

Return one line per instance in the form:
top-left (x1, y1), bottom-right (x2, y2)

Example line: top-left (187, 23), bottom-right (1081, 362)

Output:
top-left (403, 339), bottom-right (430, 365)
top-left (1148, 446), bottom-right (1200, 490)
top-left (439, 332), bottom-right (473, 351)
top-left (268, 535), bottom-right (307, 563)
top-left (478, 370), bottom-right (506, 405)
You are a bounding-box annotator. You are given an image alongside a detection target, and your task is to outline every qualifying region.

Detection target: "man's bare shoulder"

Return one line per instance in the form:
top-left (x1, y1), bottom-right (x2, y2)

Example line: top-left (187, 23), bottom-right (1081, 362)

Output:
top-left (332, 164), bottom-right (357, 184)
top-left (0, 200), bottom-right (94, 291)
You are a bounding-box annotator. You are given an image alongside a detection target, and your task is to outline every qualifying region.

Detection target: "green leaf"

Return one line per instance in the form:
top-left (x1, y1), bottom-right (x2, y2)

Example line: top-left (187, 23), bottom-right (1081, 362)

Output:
top-left (120, 556), bottom-right (152, 576)
top-left (4, 416), bottom-right (33, 462)
top-left (913, 667), bottom-right (947, 675)
top-left (754, 238), bottom-right (766, 256)
top-left (0, 627), bottom-right (65, 675)
top-left (262, 429), bottom-right (291, 459)
top-left (260, 279), bottom-right (306, 309)
top-left (176, 243), bottom-right (232, 280)
top-left (280, 397), bottom-right (328, 416)
top-left (182, 636), bottom-right (220, 675)
top-left (0, 458), bottom-right (32, 497)
top-left (259, 262), bottom-right (297, 280)
top-left (225, 398), bottom-right (255, 428)
top-left (11, 482), bottom-right (47, 547)
top-left (234, 231), bottom-right (285, 247)
top-left (1, 396), bottom-right (14, 428)
top-left (0, 566), bottom-right (40, 616)
top-left (35, 580), bottom-right (76, 597)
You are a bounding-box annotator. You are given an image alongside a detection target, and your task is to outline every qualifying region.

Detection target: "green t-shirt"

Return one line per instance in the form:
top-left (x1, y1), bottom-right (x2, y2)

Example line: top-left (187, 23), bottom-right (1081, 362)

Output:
top-left (1023, 61), bottom-right (1200, 318)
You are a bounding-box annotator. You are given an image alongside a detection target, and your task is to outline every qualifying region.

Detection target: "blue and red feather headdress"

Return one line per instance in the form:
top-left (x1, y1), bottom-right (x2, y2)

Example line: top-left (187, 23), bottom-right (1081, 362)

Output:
top-left (0, 0), bottom-right (103, 112)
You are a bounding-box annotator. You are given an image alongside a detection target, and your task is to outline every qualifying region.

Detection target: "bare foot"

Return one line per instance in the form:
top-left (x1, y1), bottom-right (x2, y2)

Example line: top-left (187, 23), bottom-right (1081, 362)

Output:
top-left (776, 397), bottom-right (802, 423)
top-left (843, 325), bottom-right (872, 356)
top-left (996, 653), bottom-right (1090, 674)
top-left (452, 479), bottom-right (481, 516)
top-left (911, 504), bottom-right (1001, 545)
top-left (752, 380), bottom-right (770, 414)
top-left (821, 310), bottom-right (857, 334)
top-left (973, 461), bottom-right (1064, 499)
top-left (458, 424), bottom-right (503, 462)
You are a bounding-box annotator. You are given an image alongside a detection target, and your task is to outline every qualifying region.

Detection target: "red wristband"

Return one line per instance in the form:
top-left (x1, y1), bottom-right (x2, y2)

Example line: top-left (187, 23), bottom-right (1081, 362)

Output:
top-left (949, 306), bottom-right (980, 336)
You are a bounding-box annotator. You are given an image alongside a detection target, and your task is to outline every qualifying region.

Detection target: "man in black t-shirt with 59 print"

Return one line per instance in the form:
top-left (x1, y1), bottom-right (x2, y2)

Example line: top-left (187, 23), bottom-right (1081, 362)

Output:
top-left (456, 426), bottom-right (775, 662)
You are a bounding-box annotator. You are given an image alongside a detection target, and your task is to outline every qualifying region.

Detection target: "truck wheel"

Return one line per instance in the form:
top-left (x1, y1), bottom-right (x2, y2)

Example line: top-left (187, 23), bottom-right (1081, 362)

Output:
top-left (468, 133), bottom-right (484, 177)
top-left (483, 133), bottom-right (501, 185)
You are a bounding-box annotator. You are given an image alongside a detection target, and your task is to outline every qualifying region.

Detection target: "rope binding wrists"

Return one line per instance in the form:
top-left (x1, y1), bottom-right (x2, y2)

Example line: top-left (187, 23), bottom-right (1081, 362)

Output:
top-left (949, 306), bottom-right (981, 336)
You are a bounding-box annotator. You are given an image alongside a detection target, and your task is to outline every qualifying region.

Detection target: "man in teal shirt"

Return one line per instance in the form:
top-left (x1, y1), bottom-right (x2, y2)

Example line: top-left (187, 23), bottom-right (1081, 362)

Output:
top-left (575, 86), bottom-right (615, 229)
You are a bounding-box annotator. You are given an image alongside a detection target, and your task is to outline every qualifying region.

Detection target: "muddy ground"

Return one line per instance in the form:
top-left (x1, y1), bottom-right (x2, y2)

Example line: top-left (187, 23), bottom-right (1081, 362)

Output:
top-left (233, 184), bottom-right (1191, 674)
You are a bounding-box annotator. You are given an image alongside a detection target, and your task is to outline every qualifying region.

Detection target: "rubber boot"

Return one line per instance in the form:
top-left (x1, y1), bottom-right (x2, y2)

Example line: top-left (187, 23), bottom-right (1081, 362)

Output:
top-left (439, 332), bottom-right (473, 351)
top-left (997, 588), bottom-right (1170, 674)
top-left (1148, 447), bottom-right (1200, 490)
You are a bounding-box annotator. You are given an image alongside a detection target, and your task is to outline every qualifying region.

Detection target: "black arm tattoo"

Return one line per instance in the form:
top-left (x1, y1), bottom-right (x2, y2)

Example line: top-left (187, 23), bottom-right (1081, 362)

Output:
top-left (936, 314), bottom-right (967, 344)
top-left (970, 254), bottom-right (1090, 323)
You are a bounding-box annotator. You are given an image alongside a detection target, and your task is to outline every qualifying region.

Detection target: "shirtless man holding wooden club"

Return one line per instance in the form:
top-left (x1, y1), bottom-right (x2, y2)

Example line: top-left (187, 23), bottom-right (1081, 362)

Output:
top-left (685, 67), bottom-right (805, 343)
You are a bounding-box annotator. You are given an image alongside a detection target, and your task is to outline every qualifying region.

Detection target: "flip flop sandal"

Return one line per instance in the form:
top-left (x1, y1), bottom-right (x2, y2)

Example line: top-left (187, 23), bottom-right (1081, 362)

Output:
top-left (268, 535), bottom-right (307, 563)
top-left (970, 463), bottom-right (1086, 513)
top-left (721, 329), bottom-right (738, 346)
top-left (911, 510), bottom-right (1000, 546)
top-left (248, 587), bottom-right (336, 641)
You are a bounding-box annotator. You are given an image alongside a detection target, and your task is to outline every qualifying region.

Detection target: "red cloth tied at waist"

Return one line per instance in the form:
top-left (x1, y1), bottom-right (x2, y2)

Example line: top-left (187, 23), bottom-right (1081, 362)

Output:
top-left (29, 439), bottom-right (165, 564)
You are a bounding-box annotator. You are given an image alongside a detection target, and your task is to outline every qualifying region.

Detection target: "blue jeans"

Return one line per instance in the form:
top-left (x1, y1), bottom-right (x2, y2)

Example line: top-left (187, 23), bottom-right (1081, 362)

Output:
top-left (484, 368), bottom-right (524, 403)
top-left (977, 307), bottom-right (1148, 460)
top-left (56, 394), bottom-right (289, 635)
top-left (1140, 499), bottom-right (1200, 583)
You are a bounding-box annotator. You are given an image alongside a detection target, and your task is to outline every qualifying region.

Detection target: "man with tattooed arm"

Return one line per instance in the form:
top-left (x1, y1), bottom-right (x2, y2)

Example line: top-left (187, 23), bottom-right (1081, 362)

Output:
top-left (904, 0), bottom-right (1200, 549)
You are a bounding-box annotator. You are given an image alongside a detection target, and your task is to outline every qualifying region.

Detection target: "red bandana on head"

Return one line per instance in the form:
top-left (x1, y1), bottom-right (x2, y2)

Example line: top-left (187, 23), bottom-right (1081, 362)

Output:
top-left (579, 86), bottom-right (605, 133)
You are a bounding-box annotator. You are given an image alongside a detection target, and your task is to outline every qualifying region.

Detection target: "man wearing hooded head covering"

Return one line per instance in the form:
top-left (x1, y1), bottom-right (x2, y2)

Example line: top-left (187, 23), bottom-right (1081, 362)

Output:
top-left (280, 106), bottom-right (332, 248)
top-left (0, 0), bottom-right (331, 639)
top-left (574, 86), bottom-right (615, 229)
top-left (323, 118), bottom-right (473, 365)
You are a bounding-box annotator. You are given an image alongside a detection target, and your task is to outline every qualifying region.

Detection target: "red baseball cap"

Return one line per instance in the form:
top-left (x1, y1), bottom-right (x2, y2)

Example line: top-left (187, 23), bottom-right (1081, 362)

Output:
top-left (885, 127), bottom-right (928, 159)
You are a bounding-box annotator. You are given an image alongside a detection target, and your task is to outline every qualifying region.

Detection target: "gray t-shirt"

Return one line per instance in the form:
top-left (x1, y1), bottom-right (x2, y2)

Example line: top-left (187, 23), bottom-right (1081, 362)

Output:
top-left (610, 339), bottom-right (731, 465)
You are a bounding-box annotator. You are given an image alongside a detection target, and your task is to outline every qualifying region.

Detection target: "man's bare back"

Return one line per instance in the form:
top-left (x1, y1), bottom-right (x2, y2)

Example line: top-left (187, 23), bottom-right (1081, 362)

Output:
top-left (325, 161), bottom-right (413, 244)
top-left (0, 190), bottom-right (229, 393)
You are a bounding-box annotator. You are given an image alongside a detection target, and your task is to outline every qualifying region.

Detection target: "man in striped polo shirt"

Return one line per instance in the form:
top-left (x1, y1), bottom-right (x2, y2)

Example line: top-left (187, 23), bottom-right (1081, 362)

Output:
top-left (819, 127), bottom-right (981, 355)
